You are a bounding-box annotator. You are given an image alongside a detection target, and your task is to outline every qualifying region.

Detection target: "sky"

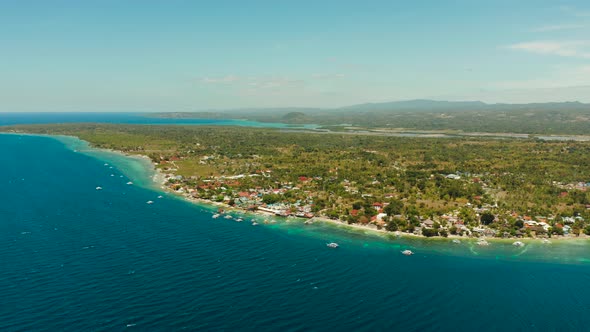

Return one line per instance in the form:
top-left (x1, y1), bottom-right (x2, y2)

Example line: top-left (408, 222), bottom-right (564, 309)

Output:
top-left (2, 0), bottom-right (590, 111)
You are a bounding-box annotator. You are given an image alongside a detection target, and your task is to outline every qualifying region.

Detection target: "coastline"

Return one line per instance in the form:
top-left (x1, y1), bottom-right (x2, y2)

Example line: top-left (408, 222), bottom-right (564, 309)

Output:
top-left (4, 132), bottom-right (589, 245)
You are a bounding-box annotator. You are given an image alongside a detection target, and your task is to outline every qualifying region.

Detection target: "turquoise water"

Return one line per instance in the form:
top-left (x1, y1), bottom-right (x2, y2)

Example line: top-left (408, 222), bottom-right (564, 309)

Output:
top-left (0, 112), bottom-right (319, 129)
top-left (2, 133), bottom-right (590, 331)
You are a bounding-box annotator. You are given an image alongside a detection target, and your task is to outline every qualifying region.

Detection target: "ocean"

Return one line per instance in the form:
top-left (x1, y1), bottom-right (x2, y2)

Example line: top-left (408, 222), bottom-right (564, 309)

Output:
top-left (0, 112), bottom-right (318, 129)
top-left (1, 133), bottom-right (590, 331)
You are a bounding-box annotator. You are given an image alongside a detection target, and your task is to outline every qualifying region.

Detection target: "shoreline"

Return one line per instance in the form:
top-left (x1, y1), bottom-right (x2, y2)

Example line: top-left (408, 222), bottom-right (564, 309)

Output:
top-left (4, 132), bottom-right (590, 245)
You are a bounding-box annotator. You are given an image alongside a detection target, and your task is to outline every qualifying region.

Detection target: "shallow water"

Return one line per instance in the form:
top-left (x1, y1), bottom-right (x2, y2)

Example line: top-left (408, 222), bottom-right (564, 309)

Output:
top-left (1, 134), bottom-right (590, 331)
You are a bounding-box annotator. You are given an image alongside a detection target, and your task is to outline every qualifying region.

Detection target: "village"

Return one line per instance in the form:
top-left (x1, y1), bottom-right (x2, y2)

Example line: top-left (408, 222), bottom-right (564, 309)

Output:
top-left (160, 159), bottom-right (590, 241)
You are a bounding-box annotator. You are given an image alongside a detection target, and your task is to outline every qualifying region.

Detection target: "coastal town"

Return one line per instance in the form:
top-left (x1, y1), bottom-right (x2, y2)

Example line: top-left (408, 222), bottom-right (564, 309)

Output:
top-left (158, 152), bottom-right (590, 241)
top-left (5, 124), bottom-right (590, 241)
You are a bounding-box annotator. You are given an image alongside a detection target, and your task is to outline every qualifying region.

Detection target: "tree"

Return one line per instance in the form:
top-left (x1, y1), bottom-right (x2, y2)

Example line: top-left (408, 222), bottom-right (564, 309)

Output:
top-left (422, 228), bottom-right (438, 237)
top-left (384, 199), bottom-right (404, 216)
top-left (385, 221), bottom-right (398, 232)
top-left (262, 194), bottom-right (280, 204)
top-left (480, 212), bottom-right (495, 225)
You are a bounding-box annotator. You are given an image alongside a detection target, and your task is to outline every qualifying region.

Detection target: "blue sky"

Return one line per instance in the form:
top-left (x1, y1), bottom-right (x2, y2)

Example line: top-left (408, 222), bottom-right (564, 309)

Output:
top-left (2, 0), bottom-right (590, 111)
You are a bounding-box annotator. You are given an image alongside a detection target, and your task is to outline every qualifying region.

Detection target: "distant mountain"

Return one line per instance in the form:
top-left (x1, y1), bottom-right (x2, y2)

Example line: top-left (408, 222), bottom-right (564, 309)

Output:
top-left (339, 99), bottom-right (488, 112)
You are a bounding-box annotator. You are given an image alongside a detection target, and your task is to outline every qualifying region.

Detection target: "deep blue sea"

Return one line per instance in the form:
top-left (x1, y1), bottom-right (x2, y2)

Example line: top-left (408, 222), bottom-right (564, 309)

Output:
top-left (2, 132), bottom-right (590, 330)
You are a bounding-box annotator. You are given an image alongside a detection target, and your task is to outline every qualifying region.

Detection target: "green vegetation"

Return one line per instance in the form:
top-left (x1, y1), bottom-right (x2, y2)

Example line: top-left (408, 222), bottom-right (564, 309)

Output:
top-left (3, 123), bottom-right (590, 238)
top-left (150, 100), bottom-right (590, 135)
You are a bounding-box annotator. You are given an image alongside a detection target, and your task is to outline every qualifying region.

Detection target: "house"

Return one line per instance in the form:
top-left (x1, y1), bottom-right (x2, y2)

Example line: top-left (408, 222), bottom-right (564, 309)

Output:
top-left (422, 219), bottom-right (435, 228)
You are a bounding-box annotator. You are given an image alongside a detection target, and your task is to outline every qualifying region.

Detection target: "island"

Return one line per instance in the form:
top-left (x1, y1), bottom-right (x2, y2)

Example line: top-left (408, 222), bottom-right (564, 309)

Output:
top-left (3, 123), bottom-right (590, 240)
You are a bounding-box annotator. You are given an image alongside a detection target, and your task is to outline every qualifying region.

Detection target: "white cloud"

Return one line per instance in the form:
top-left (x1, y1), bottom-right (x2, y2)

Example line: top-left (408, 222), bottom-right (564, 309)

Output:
top-left (532, 24), bottom-right (585, 32)
top-left (201, 75), bottom-right (241, 84)
top-left (489, 65), bottom-right (590, 90)
top-left (507, 40), bottom-right (590, 58)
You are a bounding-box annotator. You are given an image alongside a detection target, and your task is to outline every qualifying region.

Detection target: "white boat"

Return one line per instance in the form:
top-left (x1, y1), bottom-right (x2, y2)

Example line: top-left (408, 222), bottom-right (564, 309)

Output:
top-left (476, 239), bottom-right (489, 246)
top-left (126, 181), bottom-right (133, 185)
top-left (95, 186), bottom-right (103, 190)
top-left (235, 218), bottom-right (243, 222)
top-left (401, 249), bottom-right (414, 255)
top-left (146, 200), bottom-right (154, 204)
top-left (224, 215), bottom-right (233, 219)
top-left (513, 241), bottom-right (525, 247)
top-left (452, 239), bottom-right (461, 244)
top-left (104, 163), bottom-right (109, 166)
top-left (157, 195), bottom-right (163, 199)
top-left (212, 214), bottom-right (220, 219)
top-left (252, 222), bottom-right (259, 226)
top-left (110, 174), bottom-right (115, 177)
top-left (304, 220), bottom-right (313, 225)
top-left (327, 242), bottom-right (339, 248)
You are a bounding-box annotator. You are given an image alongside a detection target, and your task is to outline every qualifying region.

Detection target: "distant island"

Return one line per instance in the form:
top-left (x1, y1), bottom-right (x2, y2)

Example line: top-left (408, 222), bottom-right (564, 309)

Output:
top-left (148, 100), bottom-right (590, 135)
top-left (3, 123), bottom-right (590, 242)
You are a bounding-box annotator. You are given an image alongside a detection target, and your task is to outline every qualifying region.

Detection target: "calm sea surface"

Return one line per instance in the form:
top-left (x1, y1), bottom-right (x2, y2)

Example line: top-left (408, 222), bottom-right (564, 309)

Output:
top-left (0, 112), bottom-right (318, 129)
top-left (1, 126), bottom-right (590, 330)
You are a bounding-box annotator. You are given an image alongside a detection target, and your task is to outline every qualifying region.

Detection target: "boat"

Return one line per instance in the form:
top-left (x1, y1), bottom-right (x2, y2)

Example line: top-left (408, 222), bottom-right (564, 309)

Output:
top-left (104, 163), bottom-right (109, 166)
top-left (512, 241), bottom-right (525, 247)
top-left (224, 215), bottom-right (233, 219)
top-left (146, 200), bottom-right (154, 204)
top-left (252, 222), bottom-right (259, 226)
top-left (157, 195), bottom-right (163, 199)
top-left (126, 181), bottom-right (133, 185)
top-left (304, 220), bottom-right (313, 225)
top-left (95, 186), bottom-right (103, 190)
top-left (476, 239), bottom-right (489, 246)
top-left (542, 239), bottom-right (552, 244)
top-left (452, 239), bottom-right (461, 244)
top-left (326, 242), bottom-right (339, 248)
top-left (235, 218), bottom-right (243, 222)
top-left (212, 214), bottom-right (220, 219)
top-left (401, 249), bottom-right (414, 255)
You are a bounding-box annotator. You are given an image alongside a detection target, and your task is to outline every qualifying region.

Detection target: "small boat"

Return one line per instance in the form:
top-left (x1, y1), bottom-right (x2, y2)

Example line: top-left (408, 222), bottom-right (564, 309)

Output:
top-left (224, 215), bottom-right (233, 219)
top-left (104, 163), bottom-right (109, 166)
top-left (212, 214), bottom-right (220, 219)
top-left (126, 181), bottom-right (133, 185)
top-left (252, 222), bottom-right (259, 226)
top-left (476, 239), bottom-right (489, 246)
top-left (157, 195), bottom-right (163, 199)
top-left (110, 174), bottom-right (115, 177)
top-left (304, 220), bottom-right (313, 225)
top-left (542, 239), bottom-right (551, 244)
top-left (146, 200), bottom-right (154, 204)
top-left (512, 241), bottom-right (525, 247)
top-left (452, 239), bottom-right (461, 244)
top-left (401, 249), bottom-right (414, 255)
top-left (327, 242), bottom-right (339, 248)
top-left (235, 218), bottom-right (243, 222)
top-left (96, 186), bottom-right (103, 190)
